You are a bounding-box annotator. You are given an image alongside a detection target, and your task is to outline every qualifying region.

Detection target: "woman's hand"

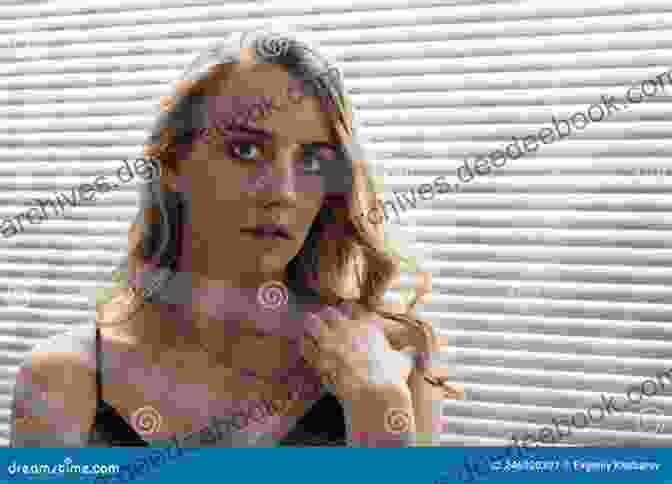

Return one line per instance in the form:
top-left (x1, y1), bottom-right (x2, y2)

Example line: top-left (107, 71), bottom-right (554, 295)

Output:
top-left (299, 305), bottom-right (428, 446)
top-left (300, 306), bottom-right (416, 403)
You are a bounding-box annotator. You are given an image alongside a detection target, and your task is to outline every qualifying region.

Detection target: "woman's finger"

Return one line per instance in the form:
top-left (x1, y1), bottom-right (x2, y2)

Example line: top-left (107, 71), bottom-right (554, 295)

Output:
top-left (303, 312), bottom-right (328, 342)
top-left (299, 333), bottom-right (339, 387)
top-left (301, 312), bottom-right (338, 367)
top-left (315, 306), bottom-right (348, 330)
top-left (300, 329), bottom-right (320, 364)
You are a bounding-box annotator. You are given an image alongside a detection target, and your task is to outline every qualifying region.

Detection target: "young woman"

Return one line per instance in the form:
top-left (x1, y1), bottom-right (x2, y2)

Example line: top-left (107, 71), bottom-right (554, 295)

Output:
top-left (9, 27), bottom-right (464, 448)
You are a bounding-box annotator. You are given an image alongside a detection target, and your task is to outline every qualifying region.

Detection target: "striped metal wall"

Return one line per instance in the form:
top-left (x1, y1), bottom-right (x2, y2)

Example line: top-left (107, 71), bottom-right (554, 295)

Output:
top-left (1, 0), bottom-right (671, 447)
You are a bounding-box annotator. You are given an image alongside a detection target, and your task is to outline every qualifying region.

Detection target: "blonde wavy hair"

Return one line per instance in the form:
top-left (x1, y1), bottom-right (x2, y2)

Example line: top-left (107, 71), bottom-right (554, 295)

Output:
top-left (94, 26), bottom-right (463, 401)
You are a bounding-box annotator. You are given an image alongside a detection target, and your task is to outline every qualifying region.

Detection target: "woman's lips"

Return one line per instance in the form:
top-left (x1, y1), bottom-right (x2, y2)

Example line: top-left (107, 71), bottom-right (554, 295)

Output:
top-left (241, 224), bottom-right (292, 240)
top-left (241, 230), bottom-right (290, 241)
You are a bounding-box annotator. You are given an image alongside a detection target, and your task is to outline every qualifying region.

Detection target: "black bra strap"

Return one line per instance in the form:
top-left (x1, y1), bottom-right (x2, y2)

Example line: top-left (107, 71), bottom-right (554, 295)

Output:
top-left (94, 325), bottom-right (102, 404)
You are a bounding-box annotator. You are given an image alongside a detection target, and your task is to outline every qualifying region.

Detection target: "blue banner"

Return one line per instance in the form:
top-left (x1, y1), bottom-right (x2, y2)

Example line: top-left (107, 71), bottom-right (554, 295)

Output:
top-left (1, 448), bottom-right (669, 484)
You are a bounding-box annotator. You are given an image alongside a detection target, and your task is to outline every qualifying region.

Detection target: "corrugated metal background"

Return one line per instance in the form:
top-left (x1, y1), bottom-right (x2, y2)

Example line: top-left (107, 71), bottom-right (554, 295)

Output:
top-left (1, 0), bottom-right (671, 447)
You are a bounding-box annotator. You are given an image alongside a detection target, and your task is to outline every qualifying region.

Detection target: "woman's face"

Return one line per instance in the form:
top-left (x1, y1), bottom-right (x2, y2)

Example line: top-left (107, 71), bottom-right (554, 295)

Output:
top-left (169, 62), bottom-right (341, 287)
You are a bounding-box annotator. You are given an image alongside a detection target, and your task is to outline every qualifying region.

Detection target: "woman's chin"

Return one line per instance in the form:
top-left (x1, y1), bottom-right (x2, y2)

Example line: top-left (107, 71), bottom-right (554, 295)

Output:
top-left (256, 253), bottom-right (294, 276)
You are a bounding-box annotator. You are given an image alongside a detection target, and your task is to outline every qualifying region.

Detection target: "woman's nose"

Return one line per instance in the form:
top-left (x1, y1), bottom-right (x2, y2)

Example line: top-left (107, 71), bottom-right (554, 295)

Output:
top-left (249, 150), bottom-right (298, 200)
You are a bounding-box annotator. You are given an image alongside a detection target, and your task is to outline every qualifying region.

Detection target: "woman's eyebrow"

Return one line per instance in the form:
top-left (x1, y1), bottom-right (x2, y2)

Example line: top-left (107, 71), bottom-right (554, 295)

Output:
top-left (224, 122), bottom-right (274, 141)
top-left (225, 122), bottom-right (339, 148)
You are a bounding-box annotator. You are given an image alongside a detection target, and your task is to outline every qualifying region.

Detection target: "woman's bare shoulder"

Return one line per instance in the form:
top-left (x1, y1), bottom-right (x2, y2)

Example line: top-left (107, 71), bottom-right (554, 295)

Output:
top-left (10, 324), bottom-right (99, 447)
top-left (19, 323), bottom-right (98, 373)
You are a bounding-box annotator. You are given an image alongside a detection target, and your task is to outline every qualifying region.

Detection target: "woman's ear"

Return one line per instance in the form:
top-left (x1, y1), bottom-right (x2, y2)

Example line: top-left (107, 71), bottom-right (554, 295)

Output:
top-left (159, 79), bottom-right (198, 114)
top-left (159, 162), bottom-right (182, 193)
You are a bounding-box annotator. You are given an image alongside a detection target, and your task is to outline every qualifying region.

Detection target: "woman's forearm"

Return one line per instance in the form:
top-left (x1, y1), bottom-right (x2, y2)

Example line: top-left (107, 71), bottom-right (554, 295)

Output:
top-left (409, 366), bottom-right (445, 447)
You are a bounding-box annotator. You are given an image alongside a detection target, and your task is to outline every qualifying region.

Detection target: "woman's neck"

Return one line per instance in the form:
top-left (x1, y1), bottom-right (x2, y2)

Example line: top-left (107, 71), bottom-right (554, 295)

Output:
top-left (131, 300), bottom-right (305, 384)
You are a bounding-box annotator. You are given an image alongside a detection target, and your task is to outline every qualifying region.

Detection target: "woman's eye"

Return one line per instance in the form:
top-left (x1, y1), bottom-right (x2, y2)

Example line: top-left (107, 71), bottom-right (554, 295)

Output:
top-left (302, 156), bottom-right (323, 174)
top-left (225, 142), bottom-right (334, 174)
top-left (229, 142), bottom-right (261, 161)
top-left (302, 145), bottom-right (336, 175)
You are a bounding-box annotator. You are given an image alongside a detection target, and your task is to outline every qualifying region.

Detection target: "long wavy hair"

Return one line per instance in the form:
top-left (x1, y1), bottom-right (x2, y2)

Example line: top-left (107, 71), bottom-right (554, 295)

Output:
top-left (94, 25), bottom-right (463, 400)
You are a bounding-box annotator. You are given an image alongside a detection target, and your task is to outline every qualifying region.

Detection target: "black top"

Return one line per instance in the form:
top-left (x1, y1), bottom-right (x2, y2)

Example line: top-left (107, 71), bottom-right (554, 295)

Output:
top-left (88, 327), bottom-right (347, 447)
